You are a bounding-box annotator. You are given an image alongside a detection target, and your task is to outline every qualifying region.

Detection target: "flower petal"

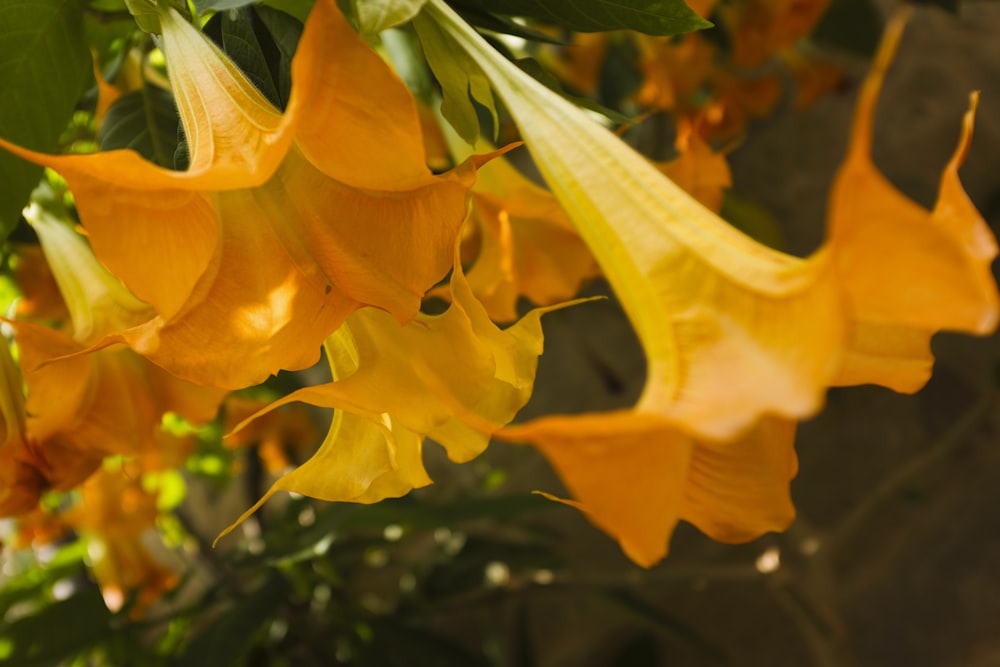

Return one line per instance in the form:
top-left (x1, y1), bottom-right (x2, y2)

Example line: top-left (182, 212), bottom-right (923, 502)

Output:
top-left (2, 0), bottom-right (484, 389)
top-left (829, 13), bottom-right (999, 391)
top-left (217, 409), bottom-right (431, 543)
top-left (501, 411), bottom-right (692, 568)
top-left (680, 416), bottom-right (798, 542)
top-left (159, 6), bottom-right (290, 184)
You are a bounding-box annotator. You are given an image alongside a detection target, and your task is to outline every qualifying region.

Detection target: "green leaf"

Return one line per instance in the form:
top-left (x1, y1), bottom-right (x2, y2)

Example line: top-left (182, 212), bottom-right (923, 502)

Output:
top-left (0, 587), bottom-right (112, 666)
top-left (124, 0), bottom-right (189, 33)
top-left (0, 0), bottom-right (90, 241)
top-left (123, 0), bottom-right (161, 32)
top-left (207, 7), bottom-right (282, 106)
top-left (170, 575), bottom-right (290, 667)
top-left (261, 0), bottom-right (315, 23)
top-left (350, 0), bottom-right (427, 35)
top-left (193, 0), bottom-right (257, 12)
top-left (204, 5), bottom-right (303, 109)
top-left (412, 9), bottom-right (499, 144)
top-left (252, 5), bottom-right (304, 106)
top-left (449, 0), bottom-right (711, 36)
top-left (98, 87), bottom-right (180, 167)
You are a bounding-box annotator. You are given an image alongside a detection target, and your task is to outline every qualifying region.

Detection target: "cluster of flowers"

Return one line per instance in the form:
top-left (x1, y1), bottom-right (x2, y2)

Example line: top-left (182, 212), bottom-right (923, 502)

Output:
top-left (0, 0), bottom-right (995, 612)
top-left (542, 0), bottom-right (841, 142)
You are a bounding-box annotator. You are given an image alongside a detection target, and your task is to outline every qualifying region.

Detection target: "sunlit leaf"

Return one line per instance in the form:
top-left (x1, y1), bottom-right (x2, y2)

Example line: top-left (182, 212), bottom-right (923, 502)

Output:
top-left (350, 0), bottom-right (427, 35)
top-left (193, 0), bottom-right (256, 12)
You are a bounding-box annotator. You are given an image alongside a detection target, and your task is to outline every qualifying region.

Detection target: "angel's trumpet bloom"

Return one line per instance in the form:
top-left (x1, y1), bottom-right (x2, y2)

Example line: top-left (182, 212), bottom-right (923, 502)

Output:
top-left (422, 2), bottom-right (998, 566)
top-left (0, 0), bottom-right (483, 389)
top-left (424, 0), bottom-right (844, 442)
top-left (216, 262), bottom-right (571, 542)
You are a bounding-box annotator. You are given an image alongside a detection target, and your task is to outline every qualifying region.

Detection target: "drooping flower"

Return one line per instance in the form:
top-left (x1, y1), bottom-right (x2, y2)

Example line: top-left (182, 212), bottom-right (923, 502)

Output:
top-left (424, 0), bottom-right (845, 442)
top-left (421, 3), bottom-right (998, 565)
top-left (8, 204), bottom-right (223, 496)
top-left (0, 0), bottom-right (484, 389)
top-left (449, 121), bottom-right (729, 323)
top-left (217, 262), bottom-right (571, 540)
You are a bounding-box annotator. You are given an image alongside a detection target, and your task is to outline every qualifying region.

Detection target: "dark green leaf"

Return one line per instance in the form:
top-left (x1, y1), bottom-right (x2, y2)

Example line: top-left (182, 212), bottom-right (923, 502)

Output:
top-left (454, 6), bottom-right (569, 44)
top-left (98, 87), bottom-right (180, 167)
top-left (205, 8), bottom-right (281, 107)
top-left (254, 5), bottom-right (305, 105)
top-left (0, 0), bottom-right (90, 240)
top-left (193, 0), bottom-right (257, 12)
top-left (204, 5), bottom-right (302, 109)
top-left (0, 587), bottom-right (112, 666)
top-left (262, 0), bottom-right (315, 23)
top-left (413, 9), bottom-right (499, 143)
top-left (170, 574), bottom-right (290, 667)
top-left (448, 0), bottom-right (711, 36)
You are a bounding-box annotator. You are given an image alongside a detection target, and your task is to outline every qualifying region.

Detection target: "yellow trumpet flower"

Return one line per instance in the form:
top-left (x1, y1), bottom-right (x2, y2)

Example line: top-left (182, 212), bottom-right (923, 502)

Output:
top-left (422, 2), bottom-right (998, 565)
top-left (0, 0), bottom-right (484, 390)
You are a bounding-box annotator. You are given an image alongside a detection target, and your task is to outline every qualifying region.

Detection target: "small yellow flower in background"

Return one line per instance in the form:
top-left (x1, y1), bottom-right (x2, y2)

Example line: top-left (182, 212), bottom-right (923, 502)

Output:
top-left (65, 462), bottom-right (179, 615)
top-left (223, 395), bottom-right (319, 475)
top-left (723, 0), bottom-right (832, 69)
top-left (423, 2), bottom-right (999, 566)
top-left (0, 0), bottom-right (486, 390)
top-left (442, 143), bottom-right (600, 323)
top-left (655, 117), bottom-right (733, 213)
